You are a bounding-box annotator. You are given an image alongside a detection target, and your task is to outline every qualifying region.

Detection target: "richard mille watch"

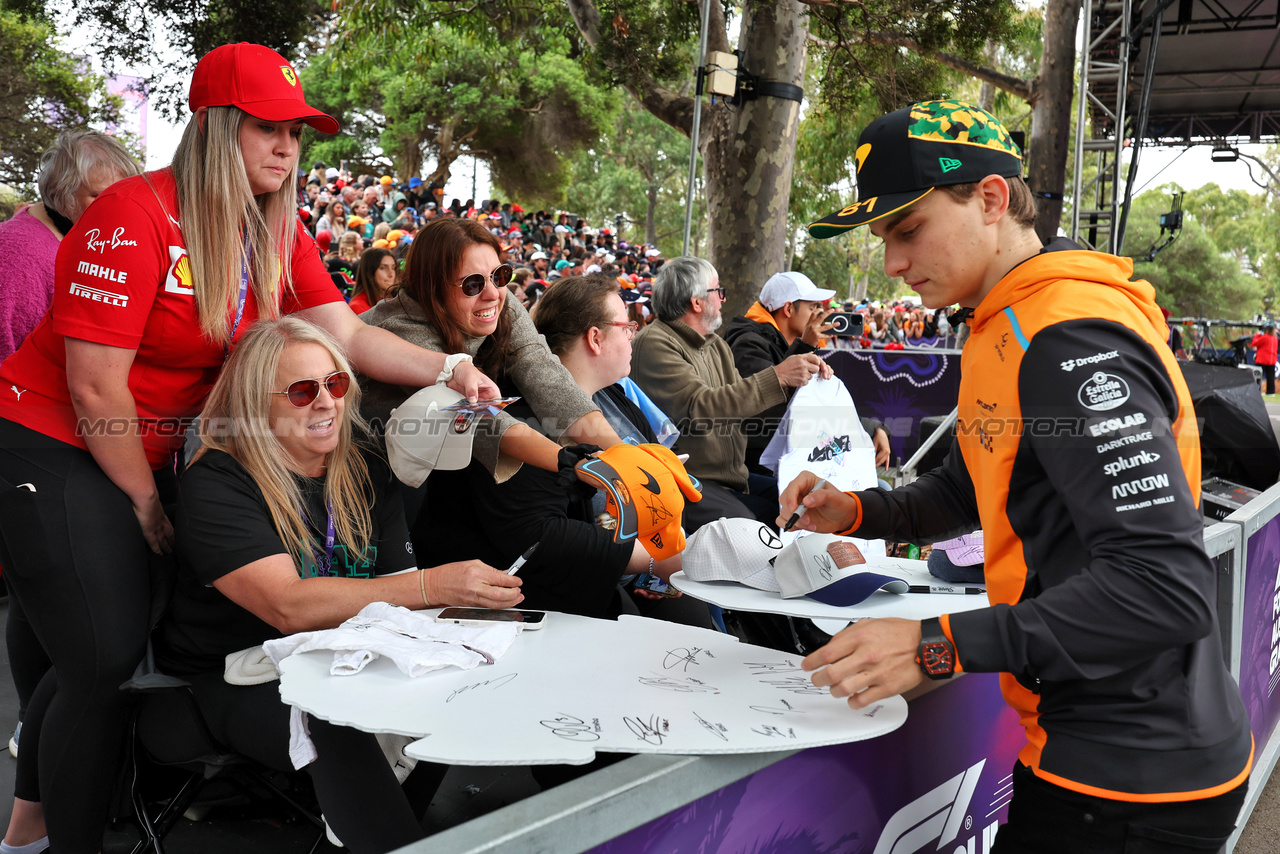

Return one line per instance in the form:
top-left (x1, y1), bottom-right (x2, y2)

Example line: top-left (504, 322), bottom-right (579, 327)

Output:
top-left (916, 617), bottom-right (956, 680)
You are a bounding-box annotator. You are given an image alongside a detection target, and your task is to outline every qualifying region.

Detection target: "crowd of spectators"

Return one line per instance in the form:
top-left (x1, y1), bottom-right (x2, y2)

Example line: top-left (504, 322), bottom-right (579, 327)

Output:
top-left (296, 163), bottom-right (670, 323)
top-left (0, 45), bottom-right (960, 851)
top-left (297, 163), bottom-right (965, 357)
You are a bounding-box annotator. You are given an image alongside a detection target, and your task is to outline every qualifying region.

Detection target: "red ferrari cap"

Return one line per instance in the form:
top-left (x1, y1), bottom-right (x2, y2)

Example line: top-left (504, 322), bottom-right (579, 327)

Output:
top-left (189, 43), bottom-right (339, 135)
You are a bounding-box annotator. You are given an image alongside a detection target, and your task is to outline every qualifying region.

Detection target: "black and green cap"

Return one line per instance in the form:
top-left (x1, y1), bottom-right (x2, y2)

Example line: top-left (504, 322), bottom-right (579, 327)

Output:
top-left (808, 99), bottom-right (1023, 239)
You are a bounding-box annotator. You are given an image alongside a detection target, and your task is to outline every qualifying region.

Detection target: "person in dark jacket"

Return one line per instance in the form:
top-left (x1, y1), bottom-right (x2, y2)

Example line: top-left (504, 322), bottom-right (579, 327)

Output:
top-left (725, 271), bottom-right (891, 472)
top-left (416, 276), bottom-right (713, 627)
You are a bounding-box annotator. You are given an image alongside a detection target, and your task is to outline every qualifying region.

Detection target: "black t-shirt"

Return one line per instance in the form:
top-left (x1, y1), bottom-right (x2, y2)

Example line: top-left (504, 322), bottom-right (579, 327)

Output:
top-left (156, 447), bottom-right (415, 675)
top-left (326, 256), bottom-right (356, 276)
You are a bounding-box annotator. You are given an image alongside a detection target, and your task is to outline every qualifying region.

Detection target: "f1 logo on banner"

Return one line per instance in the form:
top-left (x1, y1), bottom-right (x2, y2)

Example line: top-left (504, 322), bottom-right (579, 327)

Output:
top-left (874, 760), bottom-right (998, 854)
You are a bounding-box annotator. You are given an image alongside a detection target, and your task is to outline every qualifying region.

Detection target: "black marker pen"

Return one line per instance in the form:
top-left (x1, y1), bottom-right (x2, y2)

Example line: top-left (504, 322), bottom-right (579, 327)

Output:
top-left (506, 543), bottom-right (539, 576)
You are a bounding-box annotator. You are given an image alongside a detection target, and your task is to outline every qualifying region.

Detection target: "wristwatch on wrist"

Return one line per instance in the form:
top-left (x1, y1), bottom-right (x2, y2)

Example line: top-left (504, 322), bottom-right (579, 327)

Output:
top-left (916, 617), bottom-right (956, 680)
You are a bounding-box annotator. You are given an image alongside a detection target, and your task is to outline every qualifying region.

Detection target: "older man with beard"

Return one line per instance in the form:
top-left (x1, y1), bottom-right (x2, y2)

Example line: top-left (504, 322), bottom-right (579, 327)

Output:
top-left (630, 256), bottom-right (828, 529)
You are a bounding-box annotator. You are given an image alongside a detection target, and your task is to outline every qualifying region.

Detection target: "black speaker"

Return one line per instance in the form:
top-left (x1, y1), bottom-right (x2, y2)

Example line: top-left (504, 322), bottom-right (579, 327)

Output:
top-left (914, 415), bottom-right (955, 476)
top-left (1180, 362), bottom-right (1280, 490)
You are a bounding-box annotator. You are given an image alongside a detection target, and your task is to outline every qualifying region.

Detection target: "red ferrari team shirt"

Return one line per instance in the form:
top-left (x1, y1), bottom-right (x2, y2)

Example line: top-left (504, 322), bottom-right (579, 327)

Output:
top-left (0, 168), bottom-right (344, 468)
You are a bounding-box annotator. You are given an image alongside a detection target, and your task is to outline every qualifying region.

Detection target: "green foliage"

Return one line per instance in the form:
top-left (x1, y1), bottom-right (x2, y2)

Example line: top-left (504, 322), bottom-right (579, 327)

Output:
top-left (1126, 184), bottom-right (1265, 320)
top-left (301, 27), bottom-right (613, 200)
top-left (792, 225), bottom-right (898, 304)
top-left (562, 107), bottom-right (694, 245)
top-left (808, 0), bottom-right (1026, 114)
top-left (1182, 182), bottom-right (1280, 309)
top-left (60, 0), bottom-right (325, 120)
top-left (0, 9), bottom-right (127, 193)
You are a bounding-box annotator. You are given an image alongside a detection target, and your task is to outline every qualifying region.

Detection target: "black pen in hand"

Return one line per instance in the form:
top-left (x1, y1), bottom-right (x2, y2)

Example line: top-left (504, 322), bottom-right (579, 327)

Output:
top-left (783, 479), bottom-right (830, 533)
top-left (506, 543), bottom-right (539, 576)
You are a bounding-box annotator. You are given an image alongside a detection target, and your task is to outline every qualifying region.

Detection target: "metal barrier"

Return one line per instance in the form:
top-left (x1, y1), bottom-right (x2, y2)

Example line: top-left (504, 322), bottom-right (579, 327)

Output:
top-left (386, 507), bottom-right (1271, 854)
top-left (1223, 482), bottom-right (1280, 852)
top-left (399, 751), bottom-right (798, 854)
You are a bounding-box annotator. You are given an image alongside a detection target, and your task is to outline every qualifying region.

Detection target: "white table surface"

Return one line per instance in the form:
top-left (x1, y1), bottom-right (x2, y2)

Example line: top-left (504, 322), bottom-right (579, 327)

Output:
top-left (277, 612), bottom-right (907, 766)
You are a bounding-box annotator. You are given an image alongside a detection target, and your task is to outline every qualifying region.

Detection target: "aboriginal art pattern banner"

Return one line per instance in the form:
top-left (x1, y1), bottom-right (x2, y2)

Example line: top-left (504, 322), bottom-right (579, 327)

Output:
top-left (824, 349), bottom-right (962, 463)
top-left (1240, 514), bottom-right (1280, 747)
top-left (587, 673), bottom-right (1023, 854)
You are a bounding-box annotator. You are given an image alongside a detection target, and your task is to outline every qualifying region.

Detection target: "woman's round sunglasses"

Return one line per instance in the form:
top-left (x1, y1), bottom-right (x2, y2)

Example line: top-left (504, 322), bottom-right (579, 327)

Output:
top-left (273, 371), bottom-right (351, 407)
top-left (457, 263), bottom-right (514, 297)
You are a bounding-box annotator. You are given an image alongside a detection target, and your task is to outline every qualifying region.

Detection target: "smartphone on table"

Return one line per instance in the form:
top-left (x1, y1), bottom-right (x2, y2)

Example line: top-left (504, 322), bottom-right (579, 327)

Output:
top-left (436, 608), bottom-right (547, 630)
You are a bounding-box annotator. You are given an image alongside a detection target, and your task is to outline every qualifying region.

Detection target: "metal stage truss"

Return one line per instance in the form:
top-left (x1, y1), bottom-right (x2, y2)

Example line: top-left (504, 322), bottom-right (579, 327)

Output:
top-left (1071, 0), bottom-right (1280, 254)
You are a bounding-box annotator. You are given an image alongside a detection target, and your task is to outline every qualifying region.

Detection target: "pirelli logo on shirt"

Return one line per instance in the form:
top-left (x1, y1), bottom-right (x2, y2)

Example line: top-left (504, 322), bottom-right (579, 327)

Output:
top-left (69, 282), bottom-right (128, 308)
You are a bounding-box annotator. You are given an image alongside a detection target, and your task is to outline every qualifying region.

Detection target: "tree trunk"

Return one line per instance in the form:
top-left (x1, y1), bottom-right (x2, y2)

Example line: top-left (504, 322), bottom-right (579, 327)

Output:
top-left (646, 184), bottom-right (659, 245)
top-left (978, 40), bottom-right (998, 111)
top-left (1027, 0), bottom-right (1080, 242)
top-left (701, 0), bottom-right (809, 321)
top-left (425, 155), bottom-right (456, 191)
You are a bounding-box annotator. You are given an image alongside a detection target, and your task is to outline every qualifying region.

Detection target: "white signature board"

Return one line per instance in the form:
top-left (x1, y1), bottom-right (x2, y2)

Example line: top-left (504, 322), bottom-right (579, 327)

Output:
top-left (276, 613), bottom-right (907, 766)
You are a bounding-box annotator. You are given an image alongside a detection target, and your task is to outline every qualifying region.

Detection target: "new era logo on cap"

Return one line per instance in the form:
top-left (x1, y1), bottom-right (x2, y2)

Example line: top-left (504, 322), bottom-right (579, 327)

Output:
top-left (939, 157), bottom-right (962, 173)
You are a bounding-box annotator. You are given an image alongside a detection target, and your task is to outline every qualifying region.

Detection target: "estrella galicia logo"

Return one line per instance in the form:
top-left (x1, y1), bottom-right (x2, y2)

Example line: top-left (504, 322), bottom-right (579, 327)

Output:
top-left (1078, 371), bottom-right (1130, 411)
top-left (874, 760), bottom-right (985, 854)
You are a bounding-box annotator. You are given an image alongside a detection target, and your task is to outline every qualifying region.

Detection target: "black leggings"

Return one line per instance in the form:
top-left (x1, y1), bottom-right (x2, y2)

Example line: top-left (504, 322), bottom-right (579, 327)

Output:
top-left (184, 671), bottom-right (439, 854)
top-left (0, 419), bottom-right (172, 852)
top-left (6, 593), bottom-right (51, 721)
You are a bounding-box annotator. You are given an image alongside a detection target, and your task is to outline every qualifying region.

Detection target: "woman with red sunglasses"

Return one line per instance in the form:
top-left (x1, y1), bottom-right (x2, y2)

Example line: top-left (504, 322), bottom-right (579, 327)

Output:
top-left (361, 218), bottom-right (622, 496)
top-left (0, 44), bottom-right (502, 853)
top-left (154, 317), bottom-right (517, 853)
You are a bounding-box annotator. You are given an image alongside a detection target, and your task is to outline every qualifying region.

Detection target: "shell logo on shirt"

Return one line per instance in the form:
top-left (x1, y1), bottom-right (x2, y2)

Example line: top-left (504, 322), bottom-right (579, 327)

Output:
top-left (163, 247), bottom-right (194, 296)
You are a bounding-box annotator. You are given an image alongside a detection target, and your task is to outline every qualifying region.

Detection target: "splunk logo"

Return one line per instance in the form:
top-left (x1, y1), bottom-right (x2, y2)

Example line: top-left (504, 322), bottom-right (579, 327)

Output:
top-left (874, 760), bottom-right (998, 854)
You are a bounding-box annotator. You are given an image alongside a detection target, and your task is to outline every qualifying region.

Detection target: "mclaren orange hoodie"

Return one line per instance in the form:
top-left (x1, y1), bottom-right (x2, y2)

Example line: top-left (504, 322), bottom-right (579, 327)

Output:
top-left (842, 238), bottom-right (1252, 801)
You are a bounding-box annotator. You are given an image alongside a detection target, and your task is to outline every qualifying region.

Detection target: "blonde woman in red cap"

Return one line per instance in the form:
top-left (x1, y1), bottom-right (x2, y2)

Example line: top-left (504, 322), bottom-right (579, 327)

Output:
top-left (0, 43), bottom-right (501, 853)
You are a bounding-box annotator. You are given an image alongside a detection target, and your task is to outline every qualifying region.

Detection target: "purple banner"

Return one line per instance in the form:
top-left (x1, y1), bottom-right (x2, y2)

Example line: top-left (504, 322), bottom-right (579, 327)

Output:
top-left (825, 349), bottom-right (962, 463)
top-left (1240, 515), bottom-right (1280, 745)
top-left (587, 672), bottom-right (1022, 854)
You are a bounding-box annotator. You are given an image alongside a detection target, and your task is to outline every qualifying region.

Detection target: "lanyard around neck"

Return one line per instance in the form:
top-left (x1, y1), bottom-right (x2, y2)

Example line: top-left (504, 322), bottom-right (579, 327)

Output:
top-left (306, 498), bottom-right (337, 577)
top-left (228, 231), bottom-right (251, 350)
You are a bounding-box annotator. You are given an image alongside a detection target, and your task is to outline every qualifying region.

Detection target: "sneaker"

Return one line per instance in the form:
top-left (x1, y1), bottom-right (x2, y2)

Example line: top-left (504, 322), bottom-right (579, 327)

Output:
top-left (8, 721), bottom-right (19, 759)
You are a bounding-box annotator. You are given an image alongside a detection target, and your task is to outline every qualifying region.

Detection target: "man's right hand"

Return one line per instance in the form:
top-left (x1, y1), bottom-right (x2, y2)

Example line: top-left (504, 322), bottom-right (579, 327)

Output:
top-left (774, 353), bottom-right (826, 388)
top-left (777, 471), bottom-right (858, 533)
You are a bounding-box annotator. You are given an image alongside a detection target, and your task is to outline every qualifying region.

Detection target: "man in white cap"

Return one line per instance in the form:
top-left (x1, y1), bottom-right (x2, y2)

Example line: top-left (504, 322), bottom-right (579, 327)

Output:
top-left (528, 251), bottom-right (549, 277)
top-left (631, 257), bottom-right (831, 530)
top-left (725, 271), bottom-right (891, 472)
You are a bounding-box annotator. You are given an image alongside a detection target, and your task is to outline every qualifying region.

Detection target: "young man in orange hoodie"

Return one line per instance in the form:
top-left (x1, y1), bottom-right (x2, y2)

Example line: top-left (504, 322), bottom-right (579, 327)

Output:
top-left (782, 100), bottom-right (1251, 852)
